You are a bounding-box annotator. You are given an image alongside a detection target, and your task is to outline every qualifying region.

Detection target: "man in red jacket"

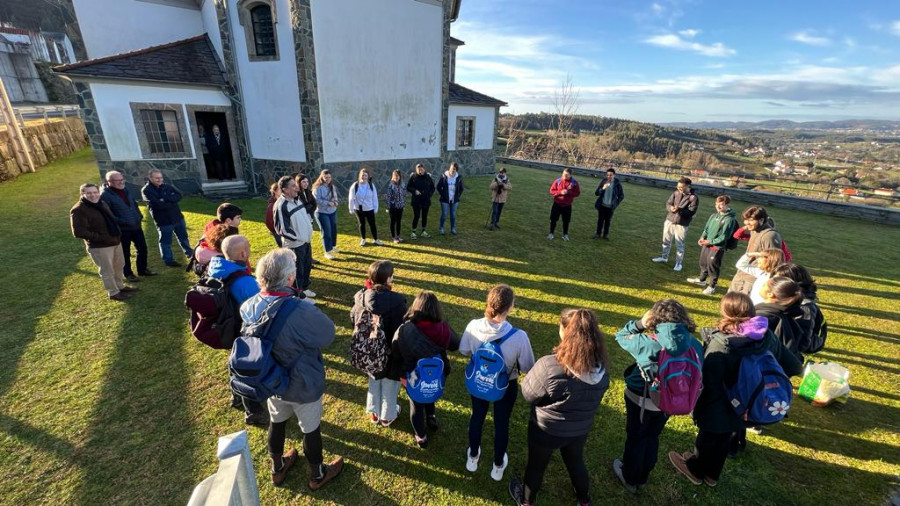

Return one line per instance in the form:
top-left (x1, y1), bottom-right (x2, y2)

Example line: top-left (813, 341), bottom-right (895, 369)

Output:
top-left (548, 168), bottom-right (581, 241)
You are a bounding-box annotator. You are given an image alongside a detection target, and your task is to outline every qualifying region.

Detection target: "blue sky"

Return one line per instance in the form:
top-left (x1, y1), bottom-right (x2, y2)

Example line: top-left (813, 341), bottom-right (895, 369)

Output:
top-left (452, 0), bottom-right (900, 123)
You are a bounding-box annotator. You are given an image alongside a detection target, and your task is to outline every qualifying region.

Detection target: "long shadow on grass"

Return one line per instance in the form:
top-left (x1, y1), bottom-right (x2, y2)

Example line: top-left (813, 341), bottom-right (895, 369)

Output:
top-left (852, 385), bottom-right (900, 403)
top-left (74, 297), bottom-right (200, 504)
top-left (774, 423), bottom-right (900, 466)
top-left (818, 302), bottom-right (899, 322)
top-left (818, 347), bottom-right (900, 366)
top-left (828, 324), bottom-right (900, 345)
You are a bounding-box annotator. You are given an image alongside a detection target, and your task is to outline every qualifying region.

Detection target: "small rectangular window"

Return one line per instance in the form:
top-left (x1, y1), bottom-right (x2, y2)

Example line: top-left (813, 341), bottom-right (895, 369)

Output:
top-left (456, 117), bottom-right (474, 148)
top-left (251, 5), bottom-right (277, 57)
top-left (140, 110), bottom-right (185, 154)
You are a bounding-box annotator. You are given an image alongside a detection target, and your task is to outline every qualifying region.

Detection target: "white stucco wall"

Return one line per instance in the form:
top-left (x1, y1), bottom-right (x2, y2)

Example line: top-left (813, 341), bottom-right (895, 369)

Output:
top-left (73, 0), bottom-right (205, 59)
top-left (447, 104), bottom-right (495, 151)
top-left (90, 81), bottom-right (231, 161)
top-left (201, 0), bottom-right (224, 61)
top-left (311, 0), bottom-right (443, 163)
top-left (228, 0), bottom-right (306, 162)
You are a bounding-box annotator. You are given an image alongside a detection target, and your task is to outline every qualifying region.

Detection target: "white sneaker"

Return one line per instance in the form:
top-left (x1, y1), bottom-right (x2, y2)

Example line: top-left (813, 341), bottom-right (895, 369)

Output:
top-left (374, 239), bottom-right (383, 246)
top-left (651, 256), bottom-right (667, 263)
top-left (686, 277), bottom-right (706, 286)
top-left (491, 453), bottom-right (508, 481)
top-left (324, 252), bottom-right (335, 260)
top-left (303, 289), bottom-right (317, 298)
top-left (674, 263), bottom-right (683, 272)
top-left (465, 447), bottom-right (480, 472)
top-left (547, 233), bottom-right (555, 240)
top-left (359, 239), bottom-right (367, 246)
top-left (330, 247), bottom-right (339, 253)
top-left (562, 235), bottom-right (570, 241)
top-left (702, 286), bottom-right (716, 295)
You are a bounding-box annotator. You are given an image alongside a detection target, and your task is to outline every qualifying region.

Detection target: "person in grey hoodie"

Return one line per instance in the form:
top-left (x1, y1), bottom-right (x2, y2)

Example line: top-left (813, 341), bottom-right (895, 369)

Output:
top-left (459, 285), bottom-right (535, 482)
top-left (509, 309), bottom-right (610, 506)
top-left (668, 292), bottom-right (802, 487)
top-left (613, 299), bottom-right (701, 493)
top-left (239, 248), bottom-right (343, 489)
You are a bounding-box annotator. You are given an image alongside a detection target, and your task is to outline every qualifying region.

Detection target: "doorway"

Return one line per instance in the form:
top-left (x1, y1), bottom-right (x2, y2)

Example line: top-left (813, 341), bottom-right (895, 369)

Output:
top-left (194, 111), bottom-right (236, 180)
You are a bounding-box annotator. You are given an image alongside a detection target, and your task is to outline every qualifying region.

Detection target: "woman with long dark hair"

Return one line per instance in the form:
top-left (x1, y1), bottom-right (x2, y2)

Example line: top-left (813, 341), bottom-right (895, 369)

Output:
top-left (312, 170), bottom-right (339, 259)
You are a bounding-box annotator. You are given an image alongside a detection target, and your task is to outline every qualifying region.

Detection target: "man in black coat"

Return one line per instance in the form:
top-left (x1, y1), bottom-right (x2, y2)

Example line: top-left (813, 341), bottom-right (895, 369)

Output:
top-left (205, 124), bottom-right (232, 180)
top-left (141, 170), bottom-right (193, 267)
top-left (100, 171), bottom-right (156, 282)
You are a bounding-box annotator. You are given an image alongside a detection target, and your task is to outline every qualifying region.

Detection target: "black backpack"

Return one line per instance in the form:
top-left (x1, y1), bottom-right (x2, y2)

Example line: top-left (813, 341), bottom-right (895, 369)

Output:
top-left (185, 270), bottom-right (251, 349)
top-left (798, 300), bottom-right (828, 354)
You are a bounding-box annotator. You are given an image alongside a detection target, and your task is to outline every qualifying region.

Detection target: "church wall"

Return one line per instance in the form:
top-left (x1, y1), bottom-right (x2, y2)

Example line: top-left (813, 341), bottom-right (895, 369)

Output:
top-left (447, 104), bottom-right (496, 151)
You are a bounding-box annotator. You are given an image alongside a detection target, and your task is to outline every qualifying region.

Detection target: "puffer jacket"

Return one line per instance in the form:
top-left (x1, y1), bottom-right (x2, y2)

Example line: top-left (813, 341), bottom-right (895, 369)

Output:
top-left (521, 354), bottom-right (609, 438)
top-left (388, 319), bottom-right (459, 381)
top-left (350, 286), bottom-right (408, 379)
top-left (616, 321), bottom-right (702, 403)
top-left (100, 184), bottom-right (143, 230)
top-left (406, 172), bottom-right (435, 207)
top-left (239, 291), bottom-right (336, 404)
top-left (692, 316), bottom-right (803, 434)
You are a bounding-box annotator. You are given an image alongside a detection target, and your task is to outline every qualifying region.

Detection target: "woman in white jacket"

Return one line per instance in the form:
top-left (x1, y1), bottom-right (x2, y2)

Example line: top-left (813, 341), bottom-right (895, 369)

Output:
top-left (348, 168), bottom-right (382, 246)
top-left (459, 284), bottom-right (535, 482)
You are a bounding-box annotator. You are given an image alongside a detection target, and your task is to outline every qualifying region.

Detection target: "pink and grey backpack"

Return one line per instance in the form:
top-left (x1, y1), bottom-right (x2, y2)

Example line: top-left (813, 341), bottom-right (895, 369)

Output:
top-left (652, 344), bottom-right (703, 415)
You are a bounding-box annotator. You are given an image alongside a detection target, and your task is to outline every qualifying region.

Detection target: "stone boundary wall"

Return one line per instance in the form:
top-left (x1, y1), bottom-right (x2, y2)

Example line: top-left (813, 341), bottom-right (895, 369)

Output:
top-left (498, 157), bottom-right (900, 226)
top-left (0, 118), bottom-right (89, 181)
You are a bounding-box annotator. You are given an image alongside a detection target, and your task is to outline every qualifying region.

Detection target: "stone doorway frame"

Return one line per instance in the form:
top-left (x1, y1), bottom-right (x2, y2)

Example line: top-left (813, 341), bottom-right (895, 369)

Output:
top-left (185, 104), bottom-right (244, 184)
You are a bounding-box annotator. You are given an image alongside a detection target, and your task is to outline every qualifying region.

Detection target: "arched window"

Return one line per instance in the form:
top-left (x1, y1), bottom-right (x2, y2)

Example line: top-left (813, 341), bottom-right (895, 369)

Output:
top-left (250, 5), bottom-right (276, 57)
top-left (238, 0), bottom-right (279, 61)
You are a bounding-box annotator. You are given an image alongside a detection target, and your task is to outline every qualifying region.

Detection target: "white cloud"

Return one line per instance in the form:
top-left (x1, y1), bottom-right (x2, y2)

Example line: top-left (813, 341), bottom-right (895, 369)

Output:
top-left (790, 31), bottom-right (831, 46)
top-left (651, 3), bottom-right (664, 14)
top-left (891, 21), bottom-right (900, 36)
top-left (678, 29), bottom-right (700, 38)
top-left (645, 34), bottom-right (736, 57)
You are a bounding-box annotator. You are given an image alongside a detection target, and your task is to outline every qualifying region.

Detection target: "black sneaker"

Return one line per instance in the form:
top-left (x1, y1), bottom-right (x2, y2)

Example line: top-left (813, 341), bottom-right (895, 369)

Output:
top-left (509, 478), bottom-right (527, 506)
top-left (165, 261), bottom-right (182, 268)
top-left (138, 269), bottom-right (157, 277)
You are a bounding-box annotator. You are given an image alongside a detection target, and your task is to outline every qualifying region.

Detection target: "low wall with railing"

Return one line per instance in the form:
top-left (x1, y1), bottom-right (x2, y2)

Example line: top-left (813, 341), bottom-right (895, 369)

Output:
top-left (498, 157), bottom-right (900, 226)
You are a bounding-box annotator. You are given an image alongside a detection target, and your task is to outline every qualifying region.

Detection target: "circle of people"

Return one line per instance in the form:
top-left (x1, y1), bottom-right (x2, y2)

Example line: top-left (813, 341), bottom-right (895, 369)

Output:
top-left (69, 164), bottom-right (824, 505)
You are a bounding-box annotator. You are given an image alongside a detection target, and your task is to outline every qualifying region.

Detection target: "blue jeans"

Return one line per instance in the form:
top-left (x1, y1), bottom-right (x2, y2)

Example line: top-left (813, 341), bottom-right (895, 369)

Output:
top-left (315, 211), bottom-right (337, 252)
top-left (439, 201), bottom-right (459, 231)
top-left (156, 219), bottom-right (192, 263)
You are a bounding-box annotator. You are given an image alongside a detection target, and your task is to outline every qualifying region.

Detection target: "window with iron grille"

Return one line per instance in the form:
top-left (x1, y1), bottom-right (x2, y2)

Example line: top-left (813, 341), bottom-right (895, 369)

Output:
top-left (456, 117), bottom-right (475, 149)
top-left (251, 5), bottom-right (276, 57)
top-left (140, 110), bottom-right (185, 154)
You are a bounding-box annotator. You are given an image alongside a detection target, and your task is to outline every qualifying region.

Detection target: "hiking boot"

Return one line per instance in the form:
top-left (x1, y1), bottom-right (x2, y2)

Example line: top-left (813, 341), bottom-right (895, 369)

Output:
top-left (491, 453), bottom-right (508, 481)
top-left (245, 412), bottom-right (270, 427)
top-left (673, 263), bottom-right (683, 272)
top-left (466, 447), bottom-right (480, 472)
top-left (308, 456), bottom-right (343, 491)
top-left (651, 256), bottom-right (667, 263)
top-left (426, 415), bottom-right (439, 431)
top-left (509, 478), bottom-right (529, 506)
top-left (686, 277), bottom-right (706, 286)
top-left (125, 274), bottom-right (140, 283)
top-left (702, 286), bottom-right (716, 295)
top-left (271, 448), bottom-right (298, 487)
top-left (119, 285), bottom-right (139, 293)
top-left (612, 459), bottom-right (637, 493)
top-left (109, 292), bottom-right (132, 301)
top-left (668, 451), bottom-right (702, 485)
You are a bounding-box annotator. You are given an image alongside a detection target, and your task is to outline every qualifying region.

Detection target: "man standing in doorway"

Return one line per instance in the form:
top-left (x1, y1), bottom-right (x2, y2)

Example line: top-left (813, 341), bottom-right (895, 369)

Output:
top-left (652, 177), bottom-right (699, 272)
top-left (101, 171), bottom-right (156, 282)
top-left (205, 124), bottom-right (232, 180)
top-left (593, 168), bottom-right (625, 240)
top-left (142, 170), bottom-right (193, 268)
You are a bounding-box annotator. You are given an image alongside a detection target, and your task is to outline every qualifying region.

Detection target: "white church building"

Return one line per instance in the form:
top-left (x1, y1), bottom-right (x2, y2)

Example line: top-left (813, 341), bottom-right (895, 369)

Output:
top-left (54, 0), bottom-right (505, 195)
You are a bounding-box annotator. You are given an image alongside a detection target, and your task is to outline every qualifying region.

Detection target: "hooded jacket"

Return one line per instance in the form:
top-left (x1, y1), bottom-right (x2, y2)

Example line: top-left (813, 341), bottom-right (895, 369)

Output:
top-left (700, 208), bottom-right (738, 248)
top-left (406, 172), bottom-right (435, 207)
top-left (692, 316), bottom-right (802, 433)
top-left (350, 286), bottom-right (408, 379)
top-left (459, 318), bottom-right (536, 381)
top-left (437, 171), bottom-right (464, 203)
top-left (389, 319), bottom-right (460, 381)
top-left (240, 291), bottom-right (336, 404)
top-left (615, 321), bottom-right (702, 409)
top-left (665, 189), bottom-right (699, 226)
top-left (754, 301), bottom-right (806, 357)
top-left (207, 256), bottom-right (258, 305)
top-left (521, 354), bottom-right (609, 438)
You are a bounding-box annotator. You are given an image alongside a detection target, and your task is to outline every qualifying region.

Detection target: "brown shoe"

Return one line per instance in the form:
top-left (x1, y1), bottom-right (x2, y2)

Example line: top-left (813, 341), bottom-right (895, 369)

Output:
top-left (308, 456), bottom-right (343, 491)
top-left (271, 449), bottom-right (298, 487)
top-left (668, 451), bottom-right (702, 485)
top-left (119, 285), bottom-right (140, 293)
top-left (109, 292), bottom-right (132, 301)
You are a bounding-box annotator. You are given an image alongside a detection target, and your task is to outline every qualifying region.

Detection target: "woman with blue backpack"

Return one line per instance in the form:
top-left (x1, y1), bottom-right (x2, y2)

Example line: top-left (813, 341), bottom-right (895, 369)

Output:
top-left (669, 292), bottom-right (802, 487)
top-left (509, 309), bottom-right (609, 506)
top-left (613, 299), bottom-right (701, 493)
top-left (389, 291), bottom-right (460, 448)
top-left (459, 284), bottom-right (535, 481)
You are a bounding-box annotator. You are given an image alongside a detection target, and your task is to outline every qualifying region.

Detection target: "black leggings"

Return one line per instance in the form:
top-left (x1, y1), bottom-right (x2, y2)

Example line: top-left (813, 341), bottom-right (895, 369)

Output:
top-left (355, 208), bottom-right (378, 240)
top-left (469, 380), bottom-right (518, 466)
top-left (389, 207), bottom-right (404, 238)
top-left (523, 420), bottom-right (590, 504)
top-left (411, 203), bottom-right (429, 230)
top-left (409, 398), bottom-right (436, 438)
top-left (268, 421), bottom-right (324, 477)
top-left (549, 203), bottom-right (572, 235)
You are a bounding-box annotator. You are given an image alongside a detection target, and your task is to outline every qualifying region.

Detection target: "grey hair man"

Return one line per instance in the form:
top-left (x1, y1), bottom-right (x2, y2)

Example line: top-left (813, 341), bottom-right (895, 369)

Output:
top-left (101, 170), bottom-right (155, 282)
top-left (238, 248), bottom-right (343, 488)
top-left (141, 170), bottom-right (193, 267)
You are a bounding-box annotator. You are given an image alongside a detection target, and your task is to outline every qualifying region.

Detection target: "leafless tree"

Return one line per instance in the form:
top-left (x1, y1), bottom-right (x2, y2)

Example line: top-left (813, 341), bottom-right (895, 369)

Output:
top-left (552, 75), bottom-right (581, 165)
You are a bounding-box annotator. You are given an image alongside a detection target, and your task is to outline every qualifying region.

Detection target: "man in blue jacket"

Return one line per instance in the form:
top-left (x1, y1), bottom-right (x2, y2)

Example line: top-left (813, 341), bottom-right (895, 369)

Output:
top-left (101, 171), bottom-right (156, 282)
top-left (141, 170), bottom-right (193, 267)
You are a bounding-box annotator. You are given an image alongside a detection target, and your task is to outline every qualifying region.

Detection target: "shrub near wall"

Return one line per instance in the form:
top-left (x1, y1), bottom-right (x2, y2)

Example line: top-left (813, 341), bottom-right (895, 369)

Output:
top-left (0, 118), bottom-right (89, 181)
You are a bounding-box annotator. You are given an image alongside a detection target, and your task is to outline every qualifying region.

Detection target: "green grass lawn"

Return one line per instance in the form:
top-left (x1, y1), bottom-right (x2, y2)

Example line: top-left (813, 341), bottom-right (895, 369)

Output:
top-left (1, 148), bottom-right (898, 505)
